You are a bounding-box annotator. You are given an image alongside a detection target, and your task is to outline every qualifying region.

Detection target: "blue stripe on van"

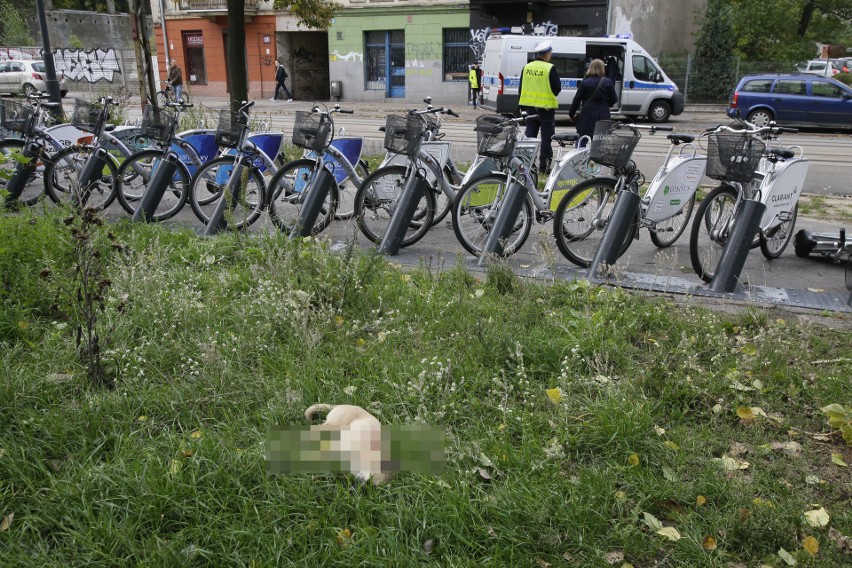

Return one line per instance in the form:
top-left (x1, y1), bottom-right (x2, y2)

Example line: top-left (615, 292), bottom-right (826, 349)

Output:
top-left (626, 81), bottom-right (675, 91)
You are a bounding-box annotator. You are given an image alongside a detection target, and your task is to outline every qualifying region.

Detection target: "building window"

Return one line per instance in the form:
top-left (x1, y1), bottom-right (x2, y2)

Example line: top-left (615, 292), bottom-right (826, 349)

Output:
top-left (365, 30), bottom-right (405, 96)
top-left (182, 31), bottom-right (207, 85)
top-left (443, 28), bottom-right (468, 82)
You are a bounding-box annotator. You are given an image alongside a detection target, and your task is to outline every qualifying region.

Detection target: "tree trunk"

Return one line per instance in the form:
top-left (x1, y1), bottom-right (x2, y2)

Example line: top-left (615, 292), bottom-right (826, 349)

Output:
top-left (227, 0), bottom-right (247, 114)
top-left (797, 1), bottom-right (815, 37)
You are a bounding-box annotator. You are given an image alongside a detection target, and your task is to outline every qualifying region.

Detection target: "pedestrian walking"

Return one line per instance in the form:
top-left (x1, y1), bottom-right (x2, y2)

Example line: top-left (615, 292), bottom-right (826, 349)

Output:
top-left (468, 63), bottom-right (482, 108)
top-left (568, 58), bottom-right (618, 141)
top-left (518, 40), bottom-right (561, 174)
top-left (168, 60), bottom-right (184, 103)
top-left (272, 60), bottom-right (293, 102)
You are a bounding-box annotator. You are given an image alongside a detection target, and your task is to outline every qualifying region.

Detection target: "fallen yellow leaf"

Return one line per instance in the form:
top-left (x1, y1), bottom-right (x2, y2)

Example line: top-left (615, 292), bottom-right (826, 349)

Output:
top-left (741, 344), bottom-right (757, 356)
top-left (804, 507), bottom-right (830, 527)
top-left (628, 453), bottom-right (640, 466)
top-left (831, 453), bottom-right (848, 467)
top-left (546, 388), bottom-right (563, 404)
top-left (696, 495), bottom-right (707, 506)
top-left (736, 406), bottom-right (755, 424)
top-left (702, 535), bottom-right (717, 551)
top-left (190, 430), bottom-right (203, 439)
top-left (664, 440), bottom-right (679, 450)
top-left (0, 513), bottom-right (12, 531)
top-left (137, 415), bottom-right (148, 422)
top-left (778, 547), bottom-right (796, 565)
top-left (336, 527), bottom-right (353, 547)
top-left (802, 535), bottom-right (819, 557)
top-left (656, 526), bottom-right (681, 541)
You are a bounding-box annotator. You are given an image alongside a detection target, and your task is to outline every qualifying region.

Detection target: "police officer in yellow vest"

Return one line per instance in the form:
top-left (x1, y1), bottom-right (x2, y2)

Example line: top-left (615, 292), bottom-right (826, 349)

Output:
top-left (518, 40), bottom-right (561, 173)
top-left (468, 63), bottom-right (481, 109)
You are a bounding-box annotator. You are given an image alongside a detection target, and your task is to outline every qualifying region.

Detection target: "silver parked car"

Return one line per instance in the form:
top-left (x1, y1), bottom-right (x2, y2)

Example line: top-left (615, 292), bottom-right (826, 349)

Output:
top-left (0, 60), bottom-right (68, 97)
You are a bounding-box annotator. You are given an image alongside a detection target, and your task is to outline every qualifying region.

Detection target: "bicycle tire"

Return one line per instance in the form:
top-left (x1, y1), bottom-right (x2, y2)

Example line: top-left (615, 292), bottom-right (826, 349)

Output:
top-left (116, 149), bottom-right (190, 221)
top-left (553, 177), bottom-right (633, 268)
top-left (689, 184), bottom-right (740, 282)
top-left (354, 165), bottom-right (435, 247)
top-left (335, 158), bottom-right (369, 220)
top-left (760, 203), bottom-right (798, 259)
top-left (267, 158), bottom-right (340, 235)
top-left (648, 193), bottom-right (696, 248)
top-left (189, 156), bottom-right (266, 229)
top-left (0, 139), bottom-right (46, 206)
top-left (452, 173), bottom-right (533, 257)
top-left (45, 145), bottom-right (118, 210)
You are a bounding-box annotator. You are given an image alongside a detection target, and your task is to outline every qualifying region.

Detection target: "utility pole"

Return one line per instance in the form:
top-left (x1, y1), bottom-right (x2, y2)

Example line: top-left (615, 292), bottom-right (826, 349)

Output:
top-left (35, 0), bottom-right (63, 120)
top-left (128, 0), bottom-right (159, 109)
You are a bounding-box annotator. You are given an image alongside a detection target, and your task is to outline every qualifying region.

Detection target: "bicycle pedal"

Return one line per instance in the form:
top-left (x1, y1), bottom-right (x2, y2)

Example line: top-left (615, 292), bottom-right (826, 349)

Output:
top-left (536, 211), bottom-right (553, 223)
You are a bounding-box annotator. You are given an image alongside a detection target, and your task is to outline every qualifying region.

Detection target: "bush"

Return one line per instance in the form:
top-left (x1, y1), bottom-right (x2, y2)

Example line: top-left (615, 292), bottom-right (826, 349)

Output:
top-left (834, 72), bottom-right (852, 86)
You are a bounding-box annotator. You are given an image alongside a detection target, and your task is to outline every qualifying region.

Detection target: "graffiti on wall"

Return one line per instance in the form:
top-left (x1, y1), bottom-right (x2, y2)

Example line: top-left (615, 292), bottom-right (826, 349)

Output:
top-left (330, 50), bottom-right (363, 62)
top-left (53, 48), bottom-right (122, 82)
top-left (406, 41), bottom-right (440, 61)
top-left (1, 47), bottom-right (123, 82)
top-left (469, 21), bottom-right (559, 63)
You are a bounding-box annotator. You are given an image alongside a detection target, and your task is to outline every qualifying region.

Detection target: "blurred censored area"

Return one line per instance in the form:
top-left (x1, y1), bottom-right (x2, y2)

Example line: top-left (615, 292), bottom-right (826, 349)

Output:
top-left (266, 424), bottom-right (445, 475)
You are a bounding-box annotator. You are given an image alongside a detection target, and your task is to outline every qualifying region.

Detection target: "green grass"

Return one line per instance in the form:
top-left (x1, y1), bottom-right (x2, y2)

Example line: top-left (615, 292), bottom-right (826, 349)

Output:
top-left (1, 209), bottom-right (850, 566)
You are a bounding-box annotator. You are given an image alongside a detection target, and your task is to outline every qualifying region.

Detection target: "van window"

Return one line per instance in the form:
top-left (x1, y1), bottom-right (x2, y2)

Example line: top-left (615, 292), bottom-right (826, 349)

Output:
top-left (547, 54), bottom-right (585, 79)
top-left (743, 79), bottom-right (773, 93)
top-left (775, 80), bottom-right (806, 95)
top-left (812, 81), bottom-right (844, 98)
top-left (631, 55), bottom-right (658, 82)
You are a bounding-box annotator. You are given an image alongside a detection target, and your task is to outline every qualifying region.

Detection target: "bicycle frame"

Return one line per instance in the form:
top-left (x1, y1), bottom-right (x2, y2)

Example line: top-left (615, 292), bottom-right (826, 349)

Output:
top-left (641, 141), bottom-right (705, 226)
top-left (756, 147), bottom-right (808, 233)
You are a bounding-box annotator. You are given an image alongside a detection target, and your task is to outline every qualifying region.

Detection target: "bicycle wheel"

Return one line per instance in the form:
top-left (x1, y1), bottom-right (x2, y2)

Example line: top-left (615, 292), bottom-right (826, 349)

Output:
top-left (335, 158), bottom-right (369, 220)
top-left (0, 139), bottom-right (46, 206)
top-left (45, 145), bottom-right (117, 210)
top-left (760, 203), bottom-right (798, 259)
top-left (354, 165), bottom-right (436, 247)
top-left (267, 158), bottom-right (340, 235)
top-left (116, 150), bottom-right (189, 221)
top-left (689, 184), bottom-right (740, 282)
top-left (553, 177), bottom-right (632, 268)
top-left (452, 173), bottom-right (533, 257)
top-left (649, 194), bottom-right (696, 248)
top-left (189, 156), bottom-right (265, 229)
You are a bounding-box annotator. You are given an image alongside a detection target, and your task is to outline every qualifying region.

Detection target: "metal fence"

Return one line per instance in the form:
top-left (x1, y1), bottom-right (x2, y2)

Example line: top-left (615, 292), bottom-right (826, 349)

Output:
top-left (658, 55), bottom-right (805, 104)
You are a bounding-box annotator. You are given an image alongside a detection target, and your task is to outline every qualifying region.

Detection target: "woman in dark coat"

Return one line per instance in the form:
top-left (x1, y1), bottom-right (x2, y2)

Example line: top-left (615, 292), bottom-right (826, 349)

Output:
top-left (568, 59), bottom-right (619, 142)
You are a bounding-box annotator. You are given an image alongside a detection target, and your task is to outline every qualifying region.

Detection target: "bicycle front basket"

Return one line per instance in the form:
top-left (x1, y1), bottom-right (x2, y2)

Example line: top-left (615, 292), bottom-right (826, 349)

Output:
top-left (140, 105), bottom-right (177, 142)
top-left (475, 115), bottom-right (517, 159)
top-left (71, 98), bottom-right (101, 134)
top-left (292, 111), bottom-right (332, 151)
top-left (0, 99), bottom-right (35, 134)
top-left (383, 114), bottom-right (427, 156)
top-left (706, 132), bottom-right (766, 184)
top-left (589, 120), bottom-right (641, 170)
top-left (215, 110), bottom-right (243, 148)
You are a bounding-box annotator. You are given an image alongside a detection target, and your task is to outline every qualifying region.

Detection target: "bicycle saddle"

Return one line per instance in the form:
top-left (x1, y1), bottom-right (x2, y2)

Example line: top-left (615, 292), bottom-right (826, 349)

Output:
top-left (666, 133), bottom-right (694, 145)
top-left (767, 147), bottom-right (795, 160)
top-left (40, 102), bottom-right (61, 109)
top-left (551, 133), bottom-right (579, 145)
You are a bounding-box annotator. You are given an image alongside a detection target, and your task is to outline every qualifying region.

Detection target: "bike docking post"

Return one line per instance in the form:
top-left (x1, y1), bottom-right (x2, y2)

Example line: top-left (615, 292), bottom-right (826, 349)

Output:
top-left (587, 189), bottom-right (641, 279)
top-left (203, 162), bottom-right (245, 236)
top-left (377, 170), bottom-right (429, 256)
top-left (77, 147), bottom-right (110, 207)
top-left (709, 199), bottom-right (766, 294)
top-left (477, 179), bottom-right (527, 267)
top-left (290, 168), bottom-right (335, 239)
top-left (132, 156), bottom-right (179, 222)
top-left (4, 146), bottom-right (37, 206)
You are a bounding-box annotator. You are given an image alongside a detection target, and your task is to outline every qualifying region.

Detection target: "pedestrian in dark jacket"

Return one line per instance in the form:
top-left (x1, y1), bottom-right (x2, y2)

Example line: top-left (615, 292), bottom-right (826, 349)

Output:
top-left (272, 60), bottom-right (293, 101)
top-left (568, 59), bottom-right (618, 142)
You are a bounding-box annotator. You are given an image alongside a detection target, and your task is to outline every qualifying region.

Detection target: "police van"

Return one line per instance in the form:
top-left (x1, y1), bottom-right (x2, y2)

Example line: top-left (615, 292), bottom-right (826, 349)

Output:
top-left (480, 34), bottom-right (684, 123)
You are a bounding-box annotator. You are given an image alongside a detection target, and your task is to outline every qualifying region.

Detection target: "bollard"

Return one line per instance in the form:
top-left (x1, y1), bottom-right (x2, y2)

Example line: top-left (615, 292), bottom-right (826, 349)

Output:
top-left (3, 146), bottom-right (37, 206)
top-left (132, 156), bottom-right (178, 222)
top-left (377, 172), bottom-right (430, 256)
top-left (477, 180), bottom-right (527, 267)
top-left (291, 167), bottom-right (335, 239)
top-left (709, 198), bottom-right (766, 294)
top-left (587, 189), bottom-right (641, 279)
top-left (77, 148), bottom-right (109, 207)
top-left (203, 162), bottom-right (245, 236)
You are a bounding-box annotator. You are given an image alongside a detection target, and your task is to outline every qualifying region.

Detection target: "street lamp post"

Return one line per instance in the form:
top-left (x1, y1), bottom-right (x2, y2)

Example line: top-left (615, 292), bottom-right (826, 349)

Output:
top-left (35, 0), bottom-right (63, 119)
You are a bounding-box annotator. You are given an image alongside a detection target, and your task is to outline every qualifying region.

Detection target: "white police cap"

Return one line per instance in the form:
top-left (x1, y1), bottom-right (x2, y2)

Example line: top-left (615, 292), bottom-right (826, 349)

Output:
top-left (534, 40), bottom-right (553, 54)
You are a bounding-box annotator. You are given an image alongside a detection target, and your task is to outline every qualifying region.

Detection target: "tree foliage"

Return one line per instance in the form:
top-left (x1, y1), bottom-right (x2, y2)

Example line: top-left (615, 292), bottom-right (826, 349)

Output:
top-left (273, 0), bottom-right (341, 30)
top-left (0, 0), bottom-right (35, 46)
top-left (726, 0), bottom-right (852, 61)
top-left (691, 0), bottom-right (737, 100)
